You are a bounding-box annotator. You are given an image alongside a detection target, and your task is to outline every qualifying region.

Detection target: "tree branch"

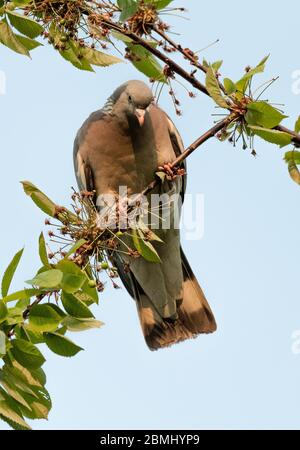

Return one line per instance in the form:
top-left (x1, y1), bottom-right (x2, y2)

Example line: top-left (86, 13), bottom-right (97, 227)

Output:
top-left (101, 18), bottom-right (209, 96)
top-left (276, 125), bottom-right (300, 148)
top-left (139, 114), bottom-right (237, 198)
top-left (100, 18), bottom-right (300, 148)
top-left (153, 25), bottom-right (208, 73)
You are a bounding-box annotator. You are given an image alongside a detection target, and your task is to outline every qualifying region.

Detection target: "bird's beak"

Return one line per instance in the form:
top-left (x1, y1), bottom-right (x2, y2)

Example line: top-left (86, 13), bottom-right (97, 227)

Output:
top-left (135, 108), bottom-right (146, 127)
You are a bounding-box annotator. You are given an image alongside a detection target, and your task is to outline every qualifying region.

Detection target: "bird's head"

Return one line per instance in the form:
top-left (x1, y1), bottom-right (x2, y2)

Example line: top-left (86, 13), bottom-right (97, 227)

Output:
top-left (111, 80), bottom-right (154, 127)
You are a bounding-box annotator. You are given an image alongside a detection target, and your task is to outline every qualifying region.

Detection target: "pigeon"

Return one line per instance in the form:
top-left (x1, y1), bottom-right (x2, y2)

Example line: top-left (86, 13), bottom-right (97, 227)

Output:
top-left (73, 80), bottom-right (217, 350)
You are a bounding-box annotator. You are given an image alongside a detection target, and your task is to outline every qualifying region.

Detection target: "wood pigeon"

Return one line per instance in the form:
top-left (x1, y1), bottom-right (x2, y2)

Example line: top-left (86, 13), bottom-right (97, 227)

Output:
top-left (73, 80), bottom-right (217, 350)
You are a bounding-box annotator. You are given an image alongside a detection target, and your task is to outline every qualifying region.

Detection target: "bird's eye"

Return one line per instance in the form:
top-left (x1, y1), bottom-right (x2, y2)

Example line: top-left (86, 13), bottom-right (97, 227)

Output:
top-left (128, 95), bottom-right (132, 102)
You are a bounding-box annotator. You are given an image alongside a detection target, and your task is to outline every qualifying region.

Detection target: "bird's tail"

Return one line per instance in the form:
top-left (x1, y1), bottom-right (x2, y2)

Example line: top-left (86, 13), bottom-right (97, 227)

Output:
top-left (134, 249), bottom-right (217, 351)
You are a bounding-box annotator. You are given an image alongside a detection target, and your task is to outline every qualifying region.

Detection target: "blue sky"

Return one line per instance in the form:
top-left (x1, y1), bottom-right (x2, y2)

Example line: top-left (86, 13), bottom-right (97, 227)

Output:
top-left (1, 0), bottom-right (300, 430)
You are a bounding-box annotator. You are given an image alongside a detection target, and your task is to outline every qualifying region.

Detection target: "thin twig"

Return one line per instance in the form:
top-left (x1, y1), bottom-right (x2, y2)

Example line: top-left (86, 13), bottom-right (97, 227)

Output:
top-left (100, 18), bottom-right (210, 96)
top-left (23, 293), bottom-right (49, 320)
top-left (153, 25), bottom-right (226, 94)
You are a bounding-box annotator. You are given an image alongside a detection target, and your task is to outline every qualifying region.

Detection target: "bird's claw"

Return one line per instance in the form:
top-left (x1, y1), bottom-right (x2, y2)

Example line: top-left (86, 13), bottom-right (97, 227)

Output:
top-left (157, 163), bottom-right (186, 181)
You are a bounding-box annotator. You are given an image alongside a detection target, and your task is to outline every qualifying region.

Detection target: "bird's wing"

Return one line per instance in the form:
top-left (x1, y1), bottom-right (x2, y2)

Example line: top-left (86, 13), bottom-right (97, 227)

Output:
top-left (163, 112), bottom-right (187, 202)
top-left (74, 142), bottom-right (95, 192)
top-left (73, 110), bottom-right (106, 193)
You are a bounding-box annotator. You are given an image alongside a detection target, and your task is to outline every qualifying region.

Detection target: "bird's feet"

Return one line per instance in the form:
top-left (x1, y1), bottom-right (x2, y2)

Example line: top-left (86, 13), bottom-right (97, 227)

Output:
top-left (157, 163), bottom-right (186, 181)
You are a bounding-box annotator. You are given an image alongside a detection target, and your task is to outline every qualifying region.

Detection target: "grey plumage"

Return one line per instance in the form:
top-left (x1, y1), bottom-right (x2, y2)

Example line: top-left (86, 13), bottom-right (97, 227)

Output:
top-left (73, 80), bottom-right (217, 350)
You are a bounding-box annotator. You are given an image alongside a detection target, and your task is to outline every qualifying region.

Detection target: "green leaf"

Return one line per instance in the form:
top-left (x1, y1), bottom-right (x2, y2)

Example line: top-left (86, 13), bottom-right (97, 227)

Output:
top-left (0, 19), bottom-right (29, 56)
top-left (21, 181), bottom-right (77, 222)
top-left (0, 371), bottom-right (32, 409)
top-left (212, 60), bottom-right (223, 71)
top-left (61, 292), bottom-right (94, 318)
top-left (111, 30), bottom-right (133, 43)
top-left (245, 101), bottom-right (287, 129)
top-left (2, 288), bottom-right (42, 304)
top-left (62, 316), bottom-right (104, 332)
top-left (81, 265), bottom-right (99, 305)
top-left (5, 314), bottom-right (24, 326)
top-left (285, 151), bottom-right (300, 185)
top-left (0, 384), bottom-right (31, 412)
top-left (21, 180), bottom-right (57, 216)
top-left (243, 55), bottom-right (269, 80)
top-left (16, 34), bottom-right (42, 50)
top-left (44, 332), bottom-right (83, 357)
top-left (118, 0), bottom-right (138, 21)
top-left (59, 41), bottom-right (94, 72)
top-left (26, 269), bottom-right (63, 289)
top-left (29, 367), bottom-right (46, 387)
top-left (48, 24), bottom-right (96, 72)
top-left (79, 286), bottom-right (98, 306)
top-left (295, 116), bottom-right (300, 134)
top-left (0, 330), bottom-right (6, 355)
top-left (19, 386), bottom-right (51, 420)
top-left (1, 248), bottom-right (24, 297)
top-left (5, 311), bottom-right (24, 326)
top-left (19, 395), bottom-right (47, 420)
top-left (235, 55), bottom-right (269, 96)
top-left (14, 324), bottom-right (30, 341)
top-left (57, 260), bottom-right (87, 294)
top-left (6, 359), bottom-right (45, 388)
top-left (15, 297), bottom-right (30, 312)
top-left (38, 232), bottom-right (50, 268)
top-left (61, 273), bottom-right (86, 293)
top-left (21, 325), bottom-right (45, 344)
top-left (11, 339), bottom-right (45, 369)
top-left (45, 303), bottom-right (66, 319)
top-left (223, 78), bottom-right (236, 95)
top-left (205, 66), bottom-right (229, 109)
top-left (28, 304), bottom-right (63, 332)
top-left (55, 325), bottom-right (67, 336)
top-left (82, 47), bottom-right (122, 67)
top-left (132, 228), bottom-right (161, 263)
top-left (0, 300), bottom-right (8, 323)
top-left (57, 259), bottom-right (85, 276)
top-left (71, 55), bottom-right (94, 71)
top-left (249, 125), bottom-right (292, 147)
top-left (58, 41), bottom-right (81, 64)
top-left (82, 284), bottom-right (98, 305)
top-left (64, 239), bottom-right (87, 258)
top-left (284, 150), bottom-right (300, 165)
top-left (136, 218), bottom-right (163, 242)
top-left (1, 364), bottom-right (40, 397)
top-left (0, 396), bottom-right (31, 430)
top-left (288, 160), bottom-right (300, 185)
top-left (7, 11), bottom-right (43, 39)
top-left (127, 44), bottom-right (166, 82)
